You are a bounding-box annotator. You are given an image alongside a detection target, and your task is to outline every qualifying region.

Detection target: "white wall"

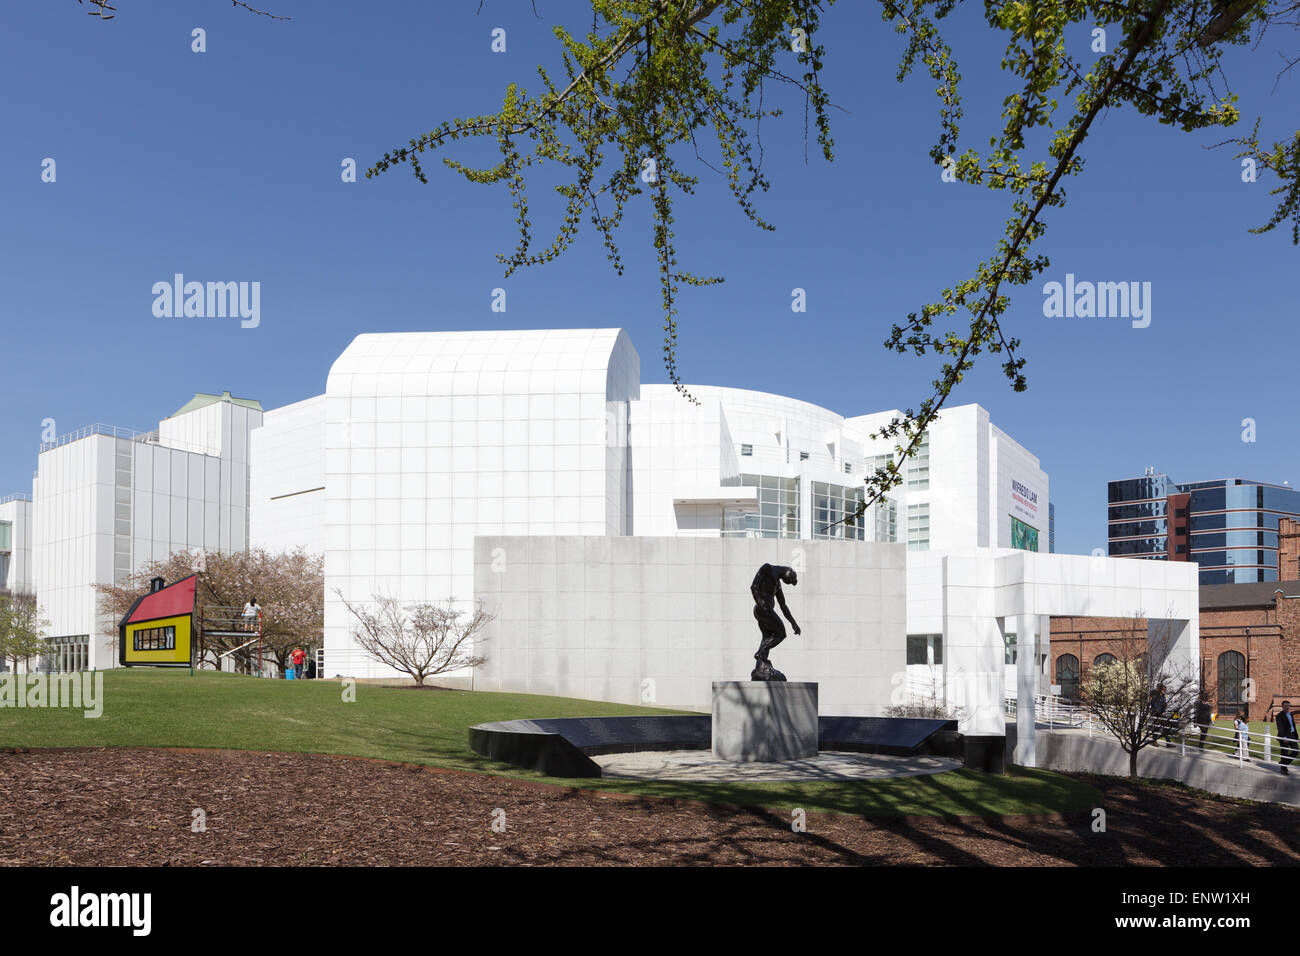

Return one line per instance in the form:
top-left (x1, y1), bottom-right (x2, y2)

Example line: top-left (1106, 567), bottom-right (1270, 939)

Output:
top-left (850, 403), bottom-right (1047, 554)
top-left (0, 497), bottom-right (33, 592)
top-left (322, 329), bottom-right (640, 677)
top-left (250, 395), bottom-right (326, 556)
top-left (474, 536), bottom-right (906, 715)
top-left (906, 548), bottom-right (1200, 738)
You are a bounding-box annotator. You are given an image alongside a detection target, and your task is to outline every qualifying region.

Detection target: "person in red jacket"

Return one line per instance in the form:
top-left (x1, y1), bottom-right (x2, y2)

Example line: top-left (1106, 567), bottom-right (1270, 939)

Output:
top-left (290, 646), bottom-right (306, 680)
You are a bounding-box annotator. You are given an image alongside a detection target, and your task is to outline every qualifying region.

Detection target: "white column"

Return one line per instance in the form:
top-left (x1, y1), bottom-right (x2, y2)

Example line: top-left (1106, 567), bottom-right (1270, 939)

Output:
top-left (1014, 613), bottom-right (1039, 767)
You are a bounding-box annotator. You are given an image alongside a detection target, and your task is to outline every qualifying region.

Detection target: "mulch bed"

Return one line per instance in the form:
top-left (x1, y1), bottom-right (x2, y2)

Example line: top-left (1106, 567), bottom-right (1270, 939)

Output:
top-left (1, 748), bottom-right (1297, 866)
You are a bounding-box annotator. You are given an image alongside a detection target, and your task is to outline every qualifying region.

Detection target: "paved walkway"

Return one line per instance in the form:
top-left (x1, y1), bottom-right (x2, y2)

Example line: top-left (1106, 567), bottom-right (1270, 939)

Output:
top-left (593, 749), bottom-right (962, 782)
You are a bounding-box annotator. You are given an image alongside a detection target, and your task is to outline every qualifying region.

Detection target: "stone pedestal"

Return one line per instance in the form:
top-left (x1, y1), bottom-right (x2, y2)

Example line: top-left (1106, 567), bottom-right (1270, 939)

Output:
top-left (711, 681), bottom-right (819, 762)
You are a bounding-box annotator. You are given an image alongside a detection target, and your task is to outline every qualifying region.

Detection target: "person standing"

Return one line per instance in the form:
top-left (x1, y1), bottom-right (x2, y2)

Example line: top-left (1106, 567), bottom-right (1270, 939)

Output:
top-left (1276, 701), bottom-right (1298, 776)
top-left (241, 597), bottom-right (260, 633)
top-left (291, 646), bottom-right (306, 681)
top-left (1234, 711), bottom-right (1252, 763)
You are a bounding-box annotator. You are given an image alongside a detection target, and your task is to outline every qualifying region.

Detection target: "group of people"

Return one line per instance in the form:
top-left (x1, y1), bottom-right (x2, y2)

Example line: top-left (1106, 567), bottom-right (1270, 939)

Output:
top-left (1148, 685), bottom-right (1299, 774)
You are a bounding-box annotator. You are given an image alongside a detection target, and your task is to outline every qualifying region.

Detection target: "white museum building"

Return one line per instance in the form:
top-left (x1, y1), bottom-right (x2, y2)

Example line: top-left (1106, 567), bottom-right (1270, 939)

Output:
top-left (1, 328), bottom-right (1198, 751)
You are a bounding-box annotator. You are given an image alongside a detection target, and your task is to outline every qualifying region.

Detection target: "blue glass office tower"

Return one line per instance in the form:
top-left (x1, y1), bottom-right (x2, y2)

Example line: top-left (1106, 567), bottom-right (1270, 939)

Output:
top-left (1108, 474), bottom-right (1300, 584)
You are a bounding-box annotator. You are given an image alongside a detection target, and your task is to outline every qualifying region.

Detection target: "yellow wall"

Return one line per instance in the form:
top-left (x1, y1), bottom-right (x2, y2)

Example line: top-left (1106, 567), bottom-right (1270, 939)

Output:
top-left (123, 613), bottom-right (192, 666)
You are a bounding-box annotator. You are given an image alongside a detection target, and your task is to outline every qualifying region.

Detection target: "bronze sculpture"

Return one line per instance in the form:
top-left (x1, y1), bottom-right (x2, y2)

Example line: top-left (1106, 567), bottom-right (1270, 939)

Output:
top-left (750, 563), bottom-right (800, 681)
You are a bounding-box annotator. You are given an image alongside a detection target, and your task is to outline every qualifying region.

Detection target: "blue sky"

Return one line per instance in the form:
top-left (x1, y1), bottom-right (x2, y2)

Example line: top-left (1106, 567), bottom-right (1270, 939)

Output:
top-left (1, 0), bottom-right (1296, 557)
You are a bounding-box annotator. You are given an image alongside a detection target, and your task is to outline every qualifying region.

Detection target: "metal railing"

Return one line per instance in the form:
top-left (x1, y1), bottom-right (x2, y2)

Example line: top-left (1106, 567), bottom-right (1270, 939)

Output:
top-left (1005, 693), bottom-right (1089, 728)
top-left (201, 606), bottom-right (263, 674)
top-left (0, 493), bottom-right (32, 505)
top-left (1009, 692), bottom-right (1300, 771)
top-left (38, 423), bottom-right (219, 458)
top-left (39, 423), bottom-right (150, 453)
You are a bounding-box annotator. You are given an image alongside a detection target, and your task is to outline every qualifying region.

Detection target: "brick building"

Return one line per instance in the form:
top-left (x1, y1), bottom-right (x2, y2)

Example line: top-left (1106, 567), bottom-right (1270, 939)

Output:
top-left (1052, 518), bottom-right (1300, 721)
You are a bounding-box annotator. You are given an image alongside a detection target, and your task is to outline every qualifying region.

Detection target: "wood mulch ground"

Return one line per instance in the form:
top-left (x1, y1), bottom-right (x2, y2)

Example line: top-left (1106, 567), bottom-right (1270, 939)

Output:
top-left (1, 747), bottom-right (1297, 866)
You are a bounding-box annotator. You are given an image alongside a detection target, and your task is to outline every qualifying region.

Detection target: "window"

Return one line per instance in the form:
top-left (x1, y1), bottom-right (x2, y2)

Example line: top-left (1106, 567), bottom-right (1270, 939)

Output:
top-left (1056, 654), bottom-right (1081, 699)
top-left (1003, 631), bottom-right (1017, 665)
top-left (907, 502), bottom-right (930, 551)
top-left (134, 625), bottom-right (176, 652)
top-left (1093, 653), bottom-right (1117, 668)
top-left (724, 474), bottom-right (800, 539)
top-left (867, 453), bottom-right (893, 476)
top-left (799, 451), bottom-right (809, 461)
top-left (874, 498), bottom-right (897, 543)
top-left (844, 462), bottom-right (852, 474)
top-left (47, 635), bottom-right (90, 673)
top-left (1217, 650), bottom-right (1246, 714)
top-left (740, 444), bottom-right (753, 457)
top-left (907, 634), bottom-right (943, 665)
top-left (813, 481), bottom-right (865, 540)
top-left (906, 433), bottom-right (930, 490)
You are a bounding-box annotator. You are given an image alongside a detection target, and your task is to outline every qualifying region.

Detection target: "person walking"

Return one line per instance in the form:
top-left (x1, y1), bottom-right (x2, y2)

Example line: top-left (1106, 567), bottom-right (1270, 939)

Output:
top-left (1276, 700), bottom-right (1298, 776)
top-left (291, 646), bottom-right (306, 682)
top-left (1234, 711), bottom-right (1252, 763)
top-left (1150, 684), bottom-right (1169, 746)
top-left (1194, 695), bottom-right (1213, 749)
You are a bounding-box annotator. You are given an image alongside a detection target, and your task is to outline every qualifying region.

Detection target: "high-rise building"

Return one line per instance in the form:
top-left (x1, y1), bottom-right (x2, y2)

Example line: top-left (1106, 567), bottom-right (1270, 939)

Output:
top-left (1108, 471), bottom-right (1300, 584)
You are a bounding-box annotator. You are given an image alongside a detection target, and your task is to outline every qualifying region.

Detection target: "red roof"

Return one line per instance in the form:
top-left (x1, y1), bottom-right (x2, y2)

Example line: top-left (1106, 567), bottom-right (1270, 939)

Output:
top-left (123, 576), bottom-right (196, 625)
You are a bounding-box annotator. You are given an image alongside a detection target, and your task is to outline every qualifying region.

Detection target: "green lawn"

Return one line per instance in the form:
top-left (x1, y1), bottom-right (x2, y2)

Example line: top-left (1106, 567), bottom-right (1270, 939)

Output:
top-left (0, 670), bottom-right (1098, 817)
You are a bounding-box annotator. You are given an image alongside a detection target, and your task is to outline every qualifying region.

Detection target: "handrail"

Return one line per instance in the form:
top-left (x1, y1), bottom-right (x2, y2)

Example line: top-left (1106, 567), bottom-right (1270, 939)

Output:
top-left (39, 423), bottom-right (150, 452)
top-left (38, 423), bottom-right (220, 458)
top-left (0, 493), bottom-right (32, 505)
top-left (1016, 692), bottom-right (1300, 771)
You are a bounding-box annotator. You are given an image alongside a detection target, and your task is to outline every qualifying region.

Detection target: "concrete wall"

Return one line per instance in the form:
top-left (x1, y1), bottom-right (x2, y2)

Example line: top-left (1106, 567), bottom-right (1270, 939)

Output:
top-left (1037, 729), bottom-right (1300, 808)
top-left (473, 536), bottom-right (906, 715)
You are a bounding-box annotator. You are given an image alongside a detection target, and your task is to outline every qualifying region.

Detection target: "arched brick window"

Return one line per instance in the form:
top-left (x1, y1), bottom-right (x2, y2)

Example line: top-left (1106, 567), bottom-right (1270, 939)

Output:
top-left (1057, 653), bottom-right (1081, 699)
top-left (1217, 651), bottom-right (1246, 715)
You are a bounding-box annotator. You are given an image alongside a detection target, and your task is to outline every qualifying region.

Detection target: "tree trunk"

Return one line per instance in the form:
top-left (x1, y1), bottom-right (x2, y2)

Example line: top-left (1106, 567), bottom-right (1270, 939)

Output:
top-left (1129, 747), bottom-right (1138, 778)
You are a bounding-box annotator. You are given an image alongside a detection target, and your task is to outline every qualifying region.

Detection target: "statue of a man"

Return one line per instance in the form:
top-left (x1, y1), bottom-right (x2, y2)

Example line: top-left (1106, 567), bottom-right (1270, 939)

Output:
top-left (750, 563), bottom-right (801, 681)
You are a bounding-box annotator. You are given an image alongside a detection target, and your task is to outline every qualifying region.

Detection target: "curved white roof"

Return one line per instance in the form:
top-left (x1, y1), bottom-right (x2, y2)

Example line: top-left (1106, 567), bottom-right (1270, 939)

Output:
top-left (326, 328), bottom-right (638, 400)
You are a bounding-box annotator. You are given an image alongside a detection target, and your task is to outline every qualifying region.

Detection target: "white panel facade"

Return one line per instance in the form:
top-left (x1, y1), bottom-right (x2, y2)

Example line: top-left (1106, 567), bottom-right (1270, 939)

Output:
top-left (475, 536), bottom-right (906, 715)
top-left (0, 496), bottom-right (34, 592)
top-left (250, 395), bottom-right (326, 556)
top-left (322, 329), bottom-right (640, 677)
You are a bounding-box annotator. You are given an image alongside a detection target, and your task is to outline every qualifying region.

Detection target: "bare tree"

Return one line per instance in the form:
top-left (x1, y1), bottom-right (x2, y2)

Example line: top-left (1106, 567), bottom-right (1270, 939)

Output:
top-left (1082, 613), bottom-right (1198, 778)
top-left (337, 591), bottom-right (490, 686)
top-left (0, 589), bottom-right (50, 673)
top-left (885, 662), bottom-right (966, 722)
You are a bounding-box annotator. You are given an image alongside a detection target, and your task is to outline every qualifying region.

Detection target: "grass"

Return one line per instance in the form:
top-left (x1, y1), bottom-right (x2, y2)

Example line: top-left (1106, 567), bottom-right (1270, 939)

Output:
top-left (0, 669), bottom-right (1100, 817)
